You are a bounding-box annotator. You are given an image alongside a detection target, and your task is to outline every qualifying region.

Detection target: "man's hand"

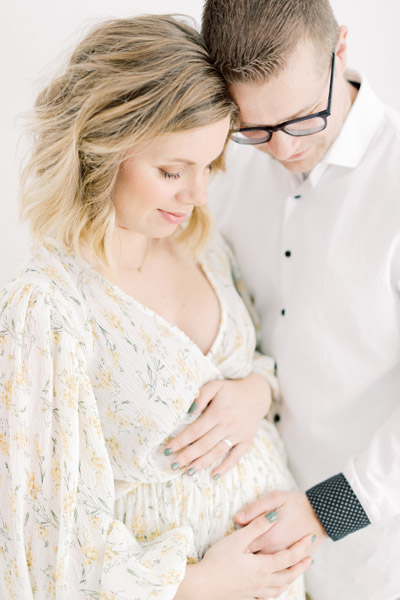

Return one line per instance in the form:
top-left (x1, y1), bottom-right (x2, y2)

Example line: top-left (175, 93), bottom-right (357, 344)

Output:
top-left (234, 490), bottom-right (329, 554)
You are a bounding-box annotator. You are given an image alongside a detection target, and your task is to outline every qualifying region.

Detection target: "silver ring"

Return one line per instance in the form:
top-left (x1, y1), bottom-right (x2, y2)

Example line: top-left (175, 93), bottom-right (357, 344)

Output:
top-left (221, 438), bottom-right (233, 450)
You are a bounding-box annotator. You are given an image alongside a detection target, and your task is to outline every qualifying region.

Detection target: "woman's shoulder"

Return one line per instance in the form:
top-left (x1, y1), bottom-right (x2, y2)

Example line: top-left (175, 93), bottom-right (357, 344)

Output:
top-left (202, 228), bottom-right (237, 272)
top-left (0, 240), bottom-right (91, 343)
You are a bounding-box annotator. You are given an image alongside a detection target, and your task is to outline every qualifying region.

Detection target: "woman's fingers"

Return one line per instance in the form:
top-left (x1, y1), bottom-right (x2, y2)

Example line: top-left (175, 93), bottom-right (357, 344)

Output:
top-left (268, 533), bottom-right (314, 572)
top-left (211, 442), bottom-right (248, 478)
top-left (188, 380), bottom-right (223, 414)
top-left (254, 554), bottom-right (312, 598)
top-left (235, 491), bottom-right (283, 525)
top-left (172, 427), bottom-right (236, 473)
top-left (232, 512), bottom-right (280, 549)
top-left (165, 381), bottom-right (223, 453)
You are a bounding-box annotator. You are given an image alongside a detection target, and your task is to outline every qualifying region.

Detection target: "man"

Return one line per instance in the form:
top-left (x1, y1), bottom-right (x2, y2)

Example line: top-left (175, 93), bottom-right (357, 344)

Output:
top-left (202, 1), bottom-right (400, 599)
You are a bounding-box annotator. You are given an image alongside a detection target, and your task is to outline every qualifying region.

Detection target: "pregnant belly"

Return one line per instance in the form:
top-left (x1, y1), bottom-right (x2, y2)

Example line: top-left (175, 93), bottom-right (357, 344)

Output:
top-left (113, 419), bottom-right (296, 561)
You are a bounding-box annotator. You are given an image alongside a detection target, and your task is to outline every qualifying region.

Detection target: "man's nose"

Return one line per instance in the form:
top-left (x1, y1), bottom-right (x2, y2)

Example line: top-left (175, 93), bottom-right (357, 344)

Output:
top-left (265, 130), bottom-right (303, 161)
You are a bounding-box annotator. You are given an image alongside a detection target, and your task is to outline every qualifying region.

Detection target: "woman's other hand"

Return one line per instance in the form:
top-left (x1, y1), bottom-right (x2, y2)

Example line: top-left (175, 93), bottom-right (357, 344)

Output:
top-left (174, 512), bottom-right (313, 600)
top-left (165, 373), bottom-right (271, 478)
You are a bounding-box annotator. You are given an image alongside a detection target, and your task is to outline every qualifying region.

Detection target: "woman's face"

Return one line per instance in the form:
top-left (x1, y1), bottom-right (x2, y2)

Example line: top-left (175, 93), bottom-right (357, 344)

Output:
top-left (112, 116), bottom-right (231, 238)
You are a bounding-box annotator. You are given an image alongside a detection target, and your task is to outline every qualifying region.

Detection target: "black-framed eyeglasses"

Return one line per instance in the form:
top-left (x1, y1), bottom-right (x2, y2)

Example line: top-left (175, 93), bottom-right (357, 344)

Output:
top-left (232, 51), bottom-right (336, 145)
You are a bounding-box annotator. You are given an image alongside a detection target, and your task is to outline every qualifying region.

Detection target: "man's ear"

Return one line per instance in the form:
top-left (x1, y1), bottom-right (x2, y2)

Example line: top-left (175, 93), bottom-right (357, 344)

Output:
top-left (335, 25), bottom-right (349, 74)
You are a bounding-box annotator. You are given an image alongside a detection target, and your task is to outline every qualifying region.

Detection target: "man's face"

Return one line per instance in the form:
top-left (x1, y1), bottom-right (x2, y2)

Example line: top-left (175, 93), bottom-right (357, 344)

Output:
top-left (229, 36), bottom-right (351, 173)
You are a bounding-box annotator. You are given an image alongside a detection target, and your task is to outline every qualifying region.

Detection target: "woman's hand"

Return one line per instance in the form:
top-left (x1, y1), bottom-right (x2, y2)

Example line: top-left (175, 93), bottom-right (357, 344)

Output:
top-left (165, 374), bottom-right (271, 478)
top-left (174, 513), bottom-right (313, 600)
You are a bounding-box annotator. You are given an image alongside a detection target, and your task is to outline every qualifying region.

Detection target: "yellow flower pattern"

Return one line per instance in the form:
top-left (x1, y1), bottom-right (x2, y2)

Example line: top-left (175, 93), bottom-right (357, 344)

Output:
top-left (0, 234), bottom-right (303, 599)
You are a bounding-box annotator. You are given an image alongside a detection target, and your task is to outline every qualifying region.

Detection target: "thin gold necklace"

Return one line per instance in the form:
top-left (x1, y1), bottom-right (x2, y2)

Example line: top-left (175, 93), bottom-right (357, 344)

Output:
top-left (134, 239), bottom-right (150, 272)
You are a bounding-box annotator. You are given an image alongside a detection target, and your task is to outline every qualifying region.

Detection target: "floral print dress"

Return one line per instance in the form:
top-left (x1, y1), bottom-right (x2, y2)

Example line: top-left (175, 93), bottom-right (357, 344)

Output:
top-left (0, 233), bottom-right (304, 599)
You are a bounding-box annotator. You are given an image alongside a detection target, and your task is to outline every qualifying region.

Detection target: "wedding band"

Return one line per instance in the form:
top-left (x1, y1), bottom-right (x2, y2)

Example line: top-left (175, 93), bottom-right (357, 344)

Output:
top-left (221, 438), bottom-right (233, 450)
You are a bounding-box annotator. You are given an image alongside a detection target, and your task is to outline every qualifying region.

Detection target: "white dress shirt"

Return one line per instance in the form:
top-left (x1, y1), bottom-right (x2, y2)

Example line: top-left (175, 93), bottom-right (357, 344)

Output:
top-left (209, 71), bottom-right (400, 600)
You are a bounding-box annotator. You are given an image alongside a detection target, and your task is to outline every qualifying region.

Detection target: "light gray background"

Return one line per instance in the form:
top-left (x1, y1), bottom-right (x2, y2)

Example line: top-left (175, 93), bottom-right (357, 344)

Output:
top-left (1, 0), bottom-right (399, 286)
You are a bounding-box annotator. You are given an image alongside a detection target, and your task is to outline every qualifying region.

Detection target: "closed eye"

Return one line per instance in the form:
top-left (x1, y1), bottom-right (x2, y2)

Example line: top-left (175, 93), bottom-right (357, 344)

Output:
top-left (160, 170), bottom-right (182, 180)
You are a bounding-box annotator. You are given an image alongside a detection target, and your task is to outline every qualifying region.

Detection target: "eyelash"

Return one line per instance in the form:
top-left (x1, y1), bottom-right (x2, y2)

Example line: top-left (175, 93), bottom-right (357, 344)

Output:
top-left (160, 164), bottom-right (213, 181)
top-left (161, 170), bottom-right (181, 180)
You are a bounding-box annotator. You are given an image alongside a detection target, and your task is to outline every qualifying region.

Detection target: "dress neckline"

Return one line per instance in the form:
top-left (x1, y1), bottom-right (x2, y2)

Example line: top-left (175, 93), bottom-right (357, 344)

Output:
top-left (58, 241), bottom-right (226, 362)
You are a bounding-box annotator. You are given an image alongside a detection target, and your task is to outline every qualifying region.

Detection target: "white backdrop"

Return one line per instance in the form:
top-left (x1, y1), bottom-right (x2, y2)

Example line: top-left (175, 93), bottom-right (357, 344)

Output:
top-left (1, 0), bottom-right (399, 286)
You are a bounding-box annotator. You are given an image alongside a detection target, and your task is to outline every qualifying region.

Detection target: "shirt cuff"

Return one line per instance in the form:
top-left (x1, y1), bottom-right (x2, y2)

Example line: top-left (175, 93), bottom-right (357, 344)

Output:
top-left (305, 473), bottom-right (371, 541)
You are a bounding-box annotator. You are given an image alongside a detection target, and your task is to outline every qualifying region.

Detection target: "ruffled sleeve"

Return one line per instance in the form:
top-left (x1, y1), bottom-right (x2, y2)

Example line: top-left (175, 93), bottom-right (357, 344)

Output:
top-left (0, 279), bottom-right (192, 599)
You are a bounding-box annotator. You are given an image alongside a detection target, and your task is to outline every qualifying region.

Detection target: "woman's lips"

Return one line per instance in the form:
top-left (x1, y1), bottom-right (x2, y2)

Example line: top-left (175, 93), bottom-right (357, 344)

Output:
top-left (158, 209), bottom-right (191, 224)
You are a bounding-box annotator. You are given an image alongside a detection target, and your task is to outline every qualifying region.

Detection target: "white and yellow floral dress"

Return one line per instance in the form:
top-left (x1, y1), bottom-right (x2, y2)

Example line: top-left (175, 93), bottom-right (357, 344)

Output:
top-left (0, 233), bottom-right (304, 600)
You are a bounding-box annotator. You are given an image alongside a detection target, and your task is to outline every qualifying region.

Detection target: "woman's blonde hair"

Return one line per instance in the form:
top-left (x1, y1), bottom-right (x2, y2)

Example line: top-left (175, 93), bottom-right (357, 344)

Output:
top-left (20, 15), bottom-right (236, 266)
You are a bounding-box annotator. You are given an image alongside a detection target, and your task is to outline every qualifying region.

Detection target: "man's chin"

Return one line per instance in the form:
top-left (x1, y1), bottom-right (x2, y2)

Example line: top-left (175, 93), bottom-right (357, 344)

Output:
top-left (256, 144), bottom-right (321, 173)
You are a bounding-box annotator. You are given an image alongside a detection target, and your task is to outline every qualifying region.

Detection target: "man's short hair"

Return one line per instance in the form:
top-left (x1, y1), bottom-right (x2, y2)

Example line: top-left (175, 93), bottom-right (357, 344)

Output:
top-left (202, 0), bottom-right (339, 82)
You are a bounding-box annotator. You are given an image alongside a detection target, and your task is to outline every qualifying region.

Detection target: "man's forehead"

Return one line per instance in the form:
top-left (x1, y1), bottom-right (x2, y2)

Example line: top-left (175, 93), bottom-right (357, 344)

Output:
top-left (228, 41), bottom-right (326, 125)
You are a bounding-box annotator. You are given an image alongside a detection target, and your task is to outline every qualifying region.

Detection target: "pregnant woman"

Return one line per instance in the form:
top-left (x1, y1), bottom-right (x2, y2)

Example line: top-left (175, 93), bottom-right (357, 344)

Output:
top-left (0, 14), bottom-right (313, 599)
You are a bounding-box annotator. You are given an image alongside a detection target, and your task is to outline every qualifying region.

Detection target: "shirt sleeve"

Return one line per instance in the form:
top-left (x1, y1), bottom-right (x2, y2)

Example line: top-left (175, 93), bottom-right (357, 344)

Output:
top-left (341, 403), bottom-right (400, 524)
top-left (306, 400), bottom-right (400, 541)
top-left (0, 281), bottom-right (192, 599)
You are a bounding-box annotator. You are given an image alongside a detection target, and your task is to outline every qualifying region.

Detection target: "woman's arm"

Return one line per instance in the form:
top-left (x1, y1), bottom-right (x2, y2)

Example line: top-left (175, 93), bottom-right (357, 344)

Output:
top-left (0, 281), bottom-right (193, 599)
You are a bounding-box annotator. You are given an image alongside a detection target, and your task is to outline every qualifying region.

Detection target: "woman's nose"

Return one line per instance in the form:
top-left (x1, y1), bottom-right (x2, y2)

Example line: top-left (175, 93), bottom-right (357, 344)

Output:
top-left (180, 172), bottom-right (209, 207)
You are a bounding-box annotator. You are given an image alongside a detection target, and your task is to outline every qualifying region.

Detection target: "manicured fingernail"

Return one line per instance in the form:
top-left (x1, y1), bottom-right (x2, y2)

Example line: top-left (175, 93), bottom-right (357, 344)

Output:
top-left (312, 534), bottom-right (317, 543)
top-left (265, 511), bottom-right (278, 523)
top-left (213, 473), bottom-right (221, 480)
top-left (171, 462), bottom-right (180, 470)
top-left (187, 467), bottom-right (196, 476)
top-left (311, 559), bottom-right (315, 566)
top-left (164, 447), bottom-right (173, 456)
top-left (188, 402), bottom-right (197, 414)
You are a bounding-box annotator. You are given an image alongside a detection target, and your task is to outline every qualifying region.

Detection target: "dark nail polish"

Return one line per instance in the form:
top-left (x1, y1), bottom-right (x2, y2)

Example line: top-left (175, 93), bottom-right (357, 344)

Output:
top-left (213, 473), bottom-right (221, 480)
top-left (164, 447), bottom-right (173, 456)
top-left (188, 467), bottom-right (195, 476)
top-left (188, 402), bottom-right (197, 414)
top-left (312, 534), bottom-right (317, 543)
top-left (265, 511), bottom-right (278, 523)
top-left (171, 462), bottom-right (180, 470)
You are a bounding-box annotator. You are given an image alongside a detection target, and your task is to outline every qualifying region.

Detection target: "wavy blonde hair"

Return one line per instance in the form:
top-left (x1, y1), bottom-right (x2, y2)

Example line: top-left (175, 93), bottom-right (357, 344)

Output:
top-left (20, 15), bottom-right (236, 267)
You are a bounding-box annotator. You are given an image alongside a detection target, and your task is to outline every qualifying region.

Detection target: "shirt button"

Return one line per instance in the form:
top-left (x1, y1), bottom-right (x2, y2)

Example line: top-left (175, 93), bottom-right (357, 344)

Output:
top-left (294, 194), bottom-right (302, 199)
top-left (285, 250), bottom-right (292, 257)
top-left (281, 309), bottom-right (285, 316)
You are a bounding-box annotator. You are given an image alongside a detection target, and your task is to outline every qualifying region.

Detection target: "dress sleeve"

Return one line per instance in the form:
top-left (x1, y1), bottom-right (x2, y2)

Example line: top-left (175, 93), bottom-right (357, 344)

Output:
top-left (0, 281), bottom-right (192, 599)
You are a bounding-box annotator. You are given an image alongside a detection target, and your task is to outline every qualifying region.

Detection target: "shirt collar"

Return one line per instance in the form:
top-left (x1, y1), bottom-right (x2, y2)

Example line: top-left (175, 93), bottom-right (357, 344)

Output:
top-left (322, 69), bottom-right (385, 169)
